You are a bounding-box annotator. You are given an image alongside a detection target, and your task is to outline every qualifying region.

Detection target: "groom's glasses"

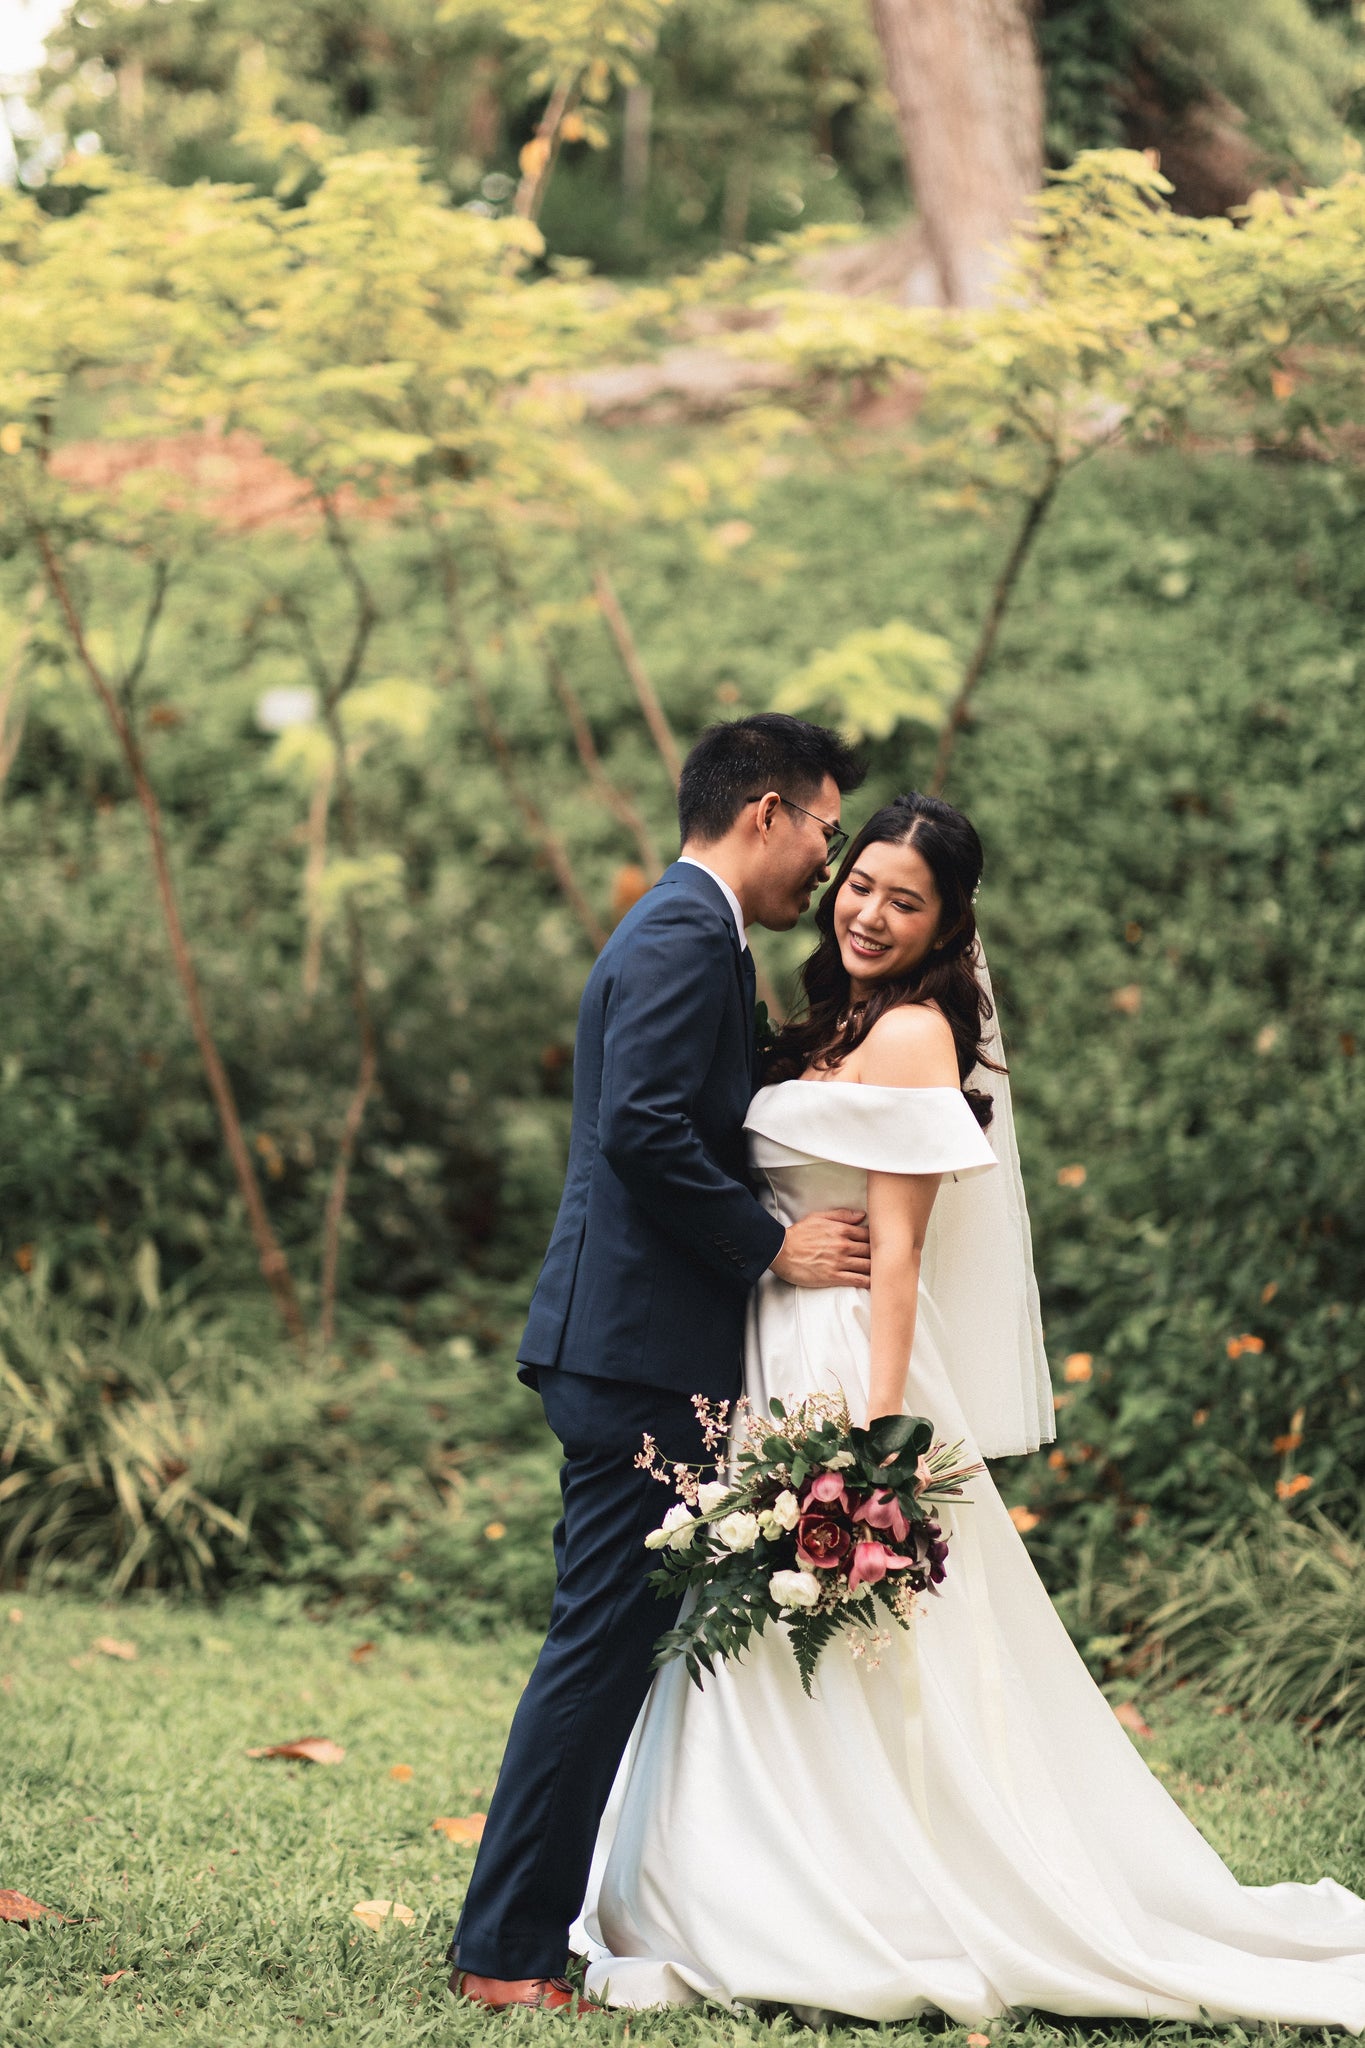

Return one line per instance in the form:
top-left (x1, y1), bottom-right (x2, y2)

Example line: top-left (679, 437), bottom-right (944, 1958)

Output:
top-left (749, 795), bottom-right (847, 862)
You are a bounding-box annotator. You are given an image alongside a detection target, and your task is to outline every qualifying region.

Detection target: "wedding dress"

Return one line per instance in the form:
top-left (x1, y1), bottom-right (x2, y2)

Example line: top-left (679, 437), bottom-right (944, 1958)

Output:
top-left (574, 1080), bottom-right (1365, 2026)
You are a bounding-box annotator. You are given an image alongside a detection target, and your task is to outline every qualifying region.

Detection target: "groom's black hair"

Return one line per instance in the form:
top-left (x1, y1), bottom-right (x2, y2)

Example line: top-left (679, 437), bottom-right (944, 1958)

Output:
top-left (677, 713), bottom-right (865, 846)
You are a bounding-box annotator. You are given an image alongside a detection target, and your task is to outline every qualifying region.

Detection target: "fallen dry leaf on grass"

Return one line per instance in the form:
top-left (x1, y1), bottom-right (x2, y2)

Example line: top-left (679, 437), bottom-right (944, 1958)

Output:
top-left (431, 1814), bottom-right (486, 1844)
top-left (245, 1738), bottom-right (346, 1766)
top-left (350, 1641), bottom-right (377, 1664)
top-left (1113, 1701), bottom-right (1153, 1739)
top-left (6, 1608), bottom-right (21, 1625)
top-left (101, 1971), bottom-right (130, 1987)
top-left (967, 2034), bottom-right (991, 2046)
top-left (92, 1637), bottom-right (137, 1662)
top-left (389, 1764), bottom-right (414, 1782)
top-left (0, 1890), bottom-right (59, 1926)
top-left (351, 1899), bottom-right (416, 1932)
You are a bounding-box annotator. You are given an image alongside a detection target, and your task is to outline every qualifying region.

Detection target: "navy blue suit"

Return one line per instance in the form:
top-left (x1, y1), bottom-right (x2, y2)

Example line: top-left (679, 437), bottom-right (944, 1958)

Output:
top-left (451, 862), bottom-right (785, 1981)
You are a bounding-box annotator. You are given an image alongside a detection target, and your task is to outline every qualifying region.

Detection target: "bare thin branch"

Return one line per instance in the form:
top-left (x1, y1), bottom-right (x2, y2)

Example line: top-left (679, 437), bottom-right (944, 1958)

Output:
top-left (492, 548), bottom-right (664, 879)
top-left (592, 563), bottom-right (683, 786)
top-left (931, 454), bottom-right (1063, 796)
top-left (120, 559), bottom-right (172, 709)
top-left (310, 501), bottom-right (383, 1342)
top-left (515, 72), bottom-right (578, 223)
top-left (301, 755), bottom-right (335, 1003)
top-left (32, 526), bottom-right (307, 1348)
top-left (0, 580), bottom-right (45, 798)
top-left (431, 529), bottom-right (606, 951)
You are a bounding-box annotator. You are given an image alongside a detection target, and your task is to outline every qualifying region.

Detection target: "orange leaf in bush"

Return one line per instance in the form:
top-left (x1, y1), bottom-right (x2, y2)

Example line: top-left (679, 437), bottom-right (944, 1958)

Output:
top-left (432, 1814), bottom-right (486, 1844)
top-left (93, 1636), bottom-right (137, 1661)
top-left (1008, 1505), bottom-right (1040, 1534)
top-left (0, 1890), bottom-right (57, 1925)
top-left (1063, 1353), bottom-right (1093, 1383)
top-left (246, 1738), bottom-right (345, 1766)
top-left (1113, 1701), bottom-right (1153, 1738)
top-left (1276, 1473), bottom-right (1313, 1501)
top-left (1056, 1164), bottom-right (1086, 1188)
top-left (389, 1764), bottom-right (414, 1782)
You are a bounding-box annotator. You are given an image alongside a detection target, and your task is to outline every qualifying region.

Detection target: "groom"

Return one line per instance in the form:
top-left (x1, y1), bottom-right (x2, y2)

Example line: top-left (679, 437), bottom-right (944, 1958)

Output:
top-left (449, 714), bottom-right (869, 2013)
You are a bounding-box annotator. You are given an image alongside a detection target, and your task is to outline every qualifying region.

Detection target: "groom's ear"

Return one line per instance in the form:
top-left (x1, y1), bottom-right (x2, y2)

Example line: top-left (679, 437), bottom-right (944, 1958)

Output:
top-left (752, 790), bottom-right (782, 841)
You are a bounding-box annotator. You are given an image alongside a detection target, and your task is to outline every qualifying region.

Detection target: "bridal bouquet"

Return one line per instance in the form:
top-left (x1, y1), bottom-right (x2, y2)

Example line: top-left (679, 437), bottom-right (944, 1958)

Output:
top-left (639, 1393), bottom-right (982, 1694)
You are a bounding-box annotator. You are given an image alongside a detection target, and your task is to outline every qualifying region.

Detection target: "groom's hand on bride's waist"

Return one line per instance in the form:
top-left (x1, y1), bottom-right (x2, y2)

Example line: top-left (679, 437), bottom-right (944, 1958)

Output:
top-left (770, 1210), bottom-right (871, 1289)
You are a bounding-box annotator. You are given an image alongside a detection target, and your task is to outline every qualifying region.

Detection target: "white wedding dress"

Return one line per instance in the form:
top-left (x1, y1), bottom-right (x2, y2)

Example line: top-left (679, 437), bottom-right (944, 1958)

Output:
top-left (574, 1080), bottom-right (1365, 2027)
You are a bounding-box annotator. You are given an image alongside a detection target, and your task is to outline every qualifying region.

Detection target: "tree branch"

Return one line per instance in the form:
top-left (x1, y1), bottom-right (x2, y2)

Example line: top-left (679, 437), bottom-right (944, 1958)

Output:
top-left (120, 559), bottom-right (171, 711)
top-left (431, 530), bottom-right (606, 951)
top-left (492, 549), bottom-right (664, 880)
top-left (592, 563), bottom-right (683, 786)
top-left (930, 453), bottom-right (1062, 795)
top-left (314, 502), bottom-right (382, 1344)
top-left (515, 72), bottom-right (579, 223)
top-left (32, 526), bottom-right (307, 1347)
top-left (0, 580), bottom-right (45, 799)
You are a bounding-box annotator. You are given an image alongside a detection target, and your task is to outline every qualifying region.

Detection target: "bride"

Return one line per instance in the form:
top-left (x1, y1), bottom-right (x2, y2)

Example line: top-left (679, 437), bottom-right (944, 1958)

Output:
top-left (574, 791), bottom-right (1365, 2026)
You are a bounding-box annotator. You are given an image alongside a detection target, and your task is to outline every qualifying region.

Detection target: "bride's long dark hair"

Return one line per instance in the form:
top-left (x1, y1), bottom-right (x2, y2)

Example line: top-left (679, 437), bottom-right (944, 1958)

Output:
top-left (764, 791), bottom-right (1002, 1127)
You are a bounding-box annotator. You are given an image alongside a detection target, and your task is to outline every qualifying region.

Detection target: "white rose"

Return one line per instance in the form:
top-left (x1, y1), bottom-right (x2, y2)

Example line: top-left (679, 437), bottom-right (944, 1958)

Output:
top-left (824, 1450), bottom-right (856, 1470)
top-left (645, 1502), bottom-right (696, 1552)
top-left (715, 1510), bottom-right (760, 1552)
top-left (697, 1480), bottom-right (732, 1515)
top-left (769, 1488), bottom-right (800, 1530)
top-left (769, 1568), bottom-right (821, 1611)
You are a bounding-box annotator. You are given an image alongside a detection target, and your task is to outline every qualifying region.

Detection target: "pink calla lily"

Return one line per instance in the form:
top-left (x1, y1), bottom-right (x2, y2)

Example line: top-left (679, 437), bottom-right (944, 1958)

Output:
top-left (847, 1540), bottom-right (913, 1592)
top-left (802, 1471), bottom-right (850, 1514)
top-left (854, 1488), bottom-right (911, 1545)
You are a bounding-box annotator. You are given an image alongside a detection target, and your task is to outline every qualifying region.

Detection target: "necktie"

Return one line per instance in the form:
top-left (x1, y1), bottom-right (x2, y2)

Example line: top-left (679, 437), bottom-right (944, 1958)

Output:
top-left (741, 945), bottom-right (757, 1081)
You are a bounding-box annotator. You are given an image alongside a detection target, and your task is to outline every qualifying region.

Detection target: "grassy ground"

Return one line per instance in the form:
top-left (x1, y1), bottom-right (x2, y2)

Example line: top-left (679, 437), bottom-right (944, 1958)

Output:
top-left (3, 1594), bottom-right (1361, 2047)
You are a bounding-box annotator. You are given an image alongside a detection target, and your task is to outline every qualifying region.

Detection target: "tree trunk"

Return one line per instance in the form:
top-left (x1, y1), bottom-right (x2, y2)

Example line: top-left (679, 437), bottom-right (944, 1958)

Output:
top-left (870, 0), bottom-right (1045, 307)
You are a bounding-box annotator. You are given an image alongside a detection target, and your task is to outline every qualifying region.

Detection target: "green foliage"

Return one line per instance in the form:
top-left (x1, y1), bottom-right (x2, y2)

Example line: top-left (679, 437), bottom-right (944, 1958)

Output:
top-left (31, 0), bottom-right (897, 272)
top-left (1039, 0), bottom-right (1363, 175)
top-left (0, 1277), bottom-right (559, 1628)
top-left (1118, 1507), bottom-right (1365, 1742)
top-left (774, 619), bottom-right (958, 740)
top-left (1130, 0), bottom-right (1364, 180)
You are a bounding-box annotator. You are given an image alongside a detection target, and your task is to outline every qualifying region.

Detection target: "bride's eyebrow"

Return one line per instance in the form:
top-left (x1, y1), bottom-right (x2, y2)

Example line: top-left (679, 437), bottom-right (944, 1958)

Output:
top-left (851, 865), bottom-right (924, 905)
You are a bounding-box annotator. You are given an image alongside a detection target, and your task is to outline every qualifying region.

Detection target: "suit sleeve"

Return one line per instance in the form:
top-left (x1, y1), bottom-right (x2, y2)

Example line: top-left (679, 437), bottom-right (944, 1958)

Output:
top-left (597, 899), bottom-right (786, 1287)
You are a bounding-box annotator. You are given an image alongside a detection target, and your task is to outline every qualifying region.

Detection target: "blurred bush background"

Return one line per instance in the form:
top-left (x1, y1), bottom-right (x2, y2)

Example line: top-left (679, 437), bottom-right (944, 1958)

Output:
top-left (1, 0), bottom-right (1362, 1734)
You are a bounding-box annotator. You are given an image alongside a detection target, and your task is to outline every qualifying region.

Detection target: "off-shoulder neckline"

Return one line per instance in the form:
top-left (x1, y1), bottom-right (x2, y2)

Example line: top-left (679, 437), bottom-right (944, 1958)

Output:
top-left (754, 1080), bottom-right (966, 1098)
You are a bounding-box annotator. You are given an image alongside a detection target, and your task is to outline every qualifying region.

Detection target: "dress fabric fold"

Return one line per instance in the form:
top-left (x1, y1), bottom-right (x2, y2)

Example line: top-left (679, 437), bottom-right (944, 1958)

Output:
top-left (572, 1081), bottom-right (1365, 2027)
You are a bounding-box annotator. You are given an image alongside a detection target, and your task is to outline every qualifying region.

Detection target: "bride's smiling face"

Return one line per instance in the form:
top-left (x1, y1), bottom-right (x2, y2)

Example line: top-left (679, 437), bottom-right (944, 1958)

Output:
top-left (832, 836), bottom-right (944, 993)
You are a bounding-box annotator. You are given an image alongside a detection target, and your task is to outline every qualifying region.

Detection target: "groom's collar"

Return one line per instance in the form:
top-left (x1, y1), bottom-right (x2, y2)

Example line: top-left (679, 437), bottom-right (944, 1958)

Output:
top-left (676, 855), bottom-right (747, 951)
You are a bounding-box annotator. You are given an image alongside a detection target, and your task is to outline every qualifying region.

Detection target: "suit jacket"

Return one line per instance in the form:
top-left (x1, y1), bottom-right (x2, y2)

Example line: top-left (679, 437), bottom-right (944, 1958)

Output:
top-left (518, 861), bottom-right (786, 1401)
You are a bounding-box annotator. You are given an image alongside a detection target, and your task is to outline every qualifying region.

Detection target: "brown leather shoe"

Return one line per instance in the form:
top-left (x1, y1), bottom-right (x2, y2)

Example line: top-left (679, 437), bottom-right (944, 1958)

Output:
top-left (449, 1970), bottom-right (600, 2015)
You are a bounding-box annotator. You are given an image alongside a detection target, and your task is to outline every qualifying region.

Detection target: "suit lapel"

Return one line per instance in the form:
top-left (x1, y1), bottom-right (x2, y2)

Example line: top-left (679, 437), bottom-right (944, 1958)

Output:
top-left (654, 861), bottom-right (755, 1081)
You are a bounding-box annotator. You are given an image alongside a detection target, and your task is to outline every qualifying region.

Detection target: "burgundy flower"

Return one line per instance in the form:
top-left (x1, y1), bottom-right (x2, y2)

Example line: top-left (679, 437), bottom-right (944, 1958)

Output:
top-left (795, 1511), bottom-right (853, 1571)
top-left (802, 1471), bottom-right (850, 1514)
top-left (847, 1540), bottom-right (914, 1592)
top-left (920, 1515), bottom-right (949, 1586)
top-left (853, 1487), bottom-right (911, 1546)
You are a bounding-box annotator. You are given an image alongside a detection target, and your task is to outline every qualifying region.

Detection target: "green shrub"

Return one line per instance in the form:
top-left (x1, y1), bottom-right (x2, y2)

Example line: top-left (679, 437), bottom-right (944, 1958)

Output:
top-left (1096, 1505), bottom-right (1365, 1742)
top-left (0, 1277), bottom-right (559, 1627)
top-left (6, 439), bottom-right (1364, 1631)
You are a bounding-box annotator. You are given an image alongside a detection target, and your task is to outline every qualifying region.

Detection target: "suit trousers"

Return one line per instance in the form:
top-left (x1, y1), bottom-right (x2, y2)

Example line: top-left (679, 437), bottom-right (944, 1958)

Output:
top-left (449, 1367), bottom-right (712, 1980)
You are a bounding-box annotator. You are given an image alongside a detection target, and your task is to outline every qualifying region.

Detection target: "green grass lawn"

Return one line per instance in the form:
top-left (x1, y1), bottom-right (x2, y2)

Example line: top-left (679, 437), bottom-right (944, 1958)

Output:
top-left (3, 1594), bottom-right (1361, 2047)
